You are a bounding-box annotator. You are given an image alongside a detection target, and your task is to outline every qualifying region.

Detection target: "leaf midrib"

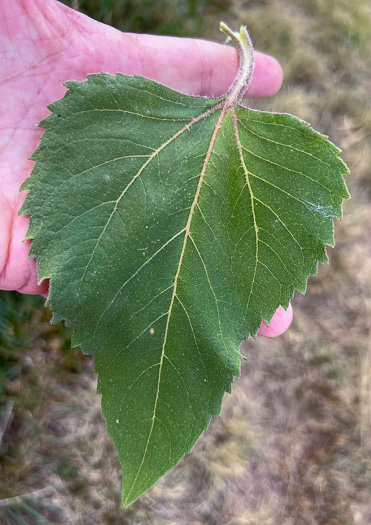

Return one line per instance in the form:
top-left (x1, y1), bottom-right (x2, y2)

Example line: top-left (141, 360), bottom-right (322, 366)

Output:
top-left (124, 104), bottom-right (230, 504)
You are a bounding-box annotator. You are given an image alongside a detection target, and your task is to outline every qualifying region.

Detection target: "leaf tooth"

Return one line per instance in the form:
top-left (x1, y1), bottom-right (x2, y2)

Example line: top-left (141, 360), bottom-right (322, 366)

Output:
top-left (319, 244), bottom-right (330, 263)
top-left (86, 72), bottom-right (112, 84)
top-left (294, 275), bottom-right (307, 295)
top-left (29, 148), bottom-right (42, 161)
top-left (338, 155), bottom-right (351, 177)
top-left (71, 330), bottom-right (83, 348)
top-left (29, 151), bottom-right (38, 161)
top-left (27, 242), bottom-right (39, 260)
top-left (24, 233), bottom-right (34, 242)
top-left (280, 292), bottom-right (292, 311)
top-left (50, 311), bottom-right (64, 325)
top-left (19, 179), bottom-right (30, 193)
top-left (63, 80), bottom-right (81, 90)
top-left (34, 113), bottom-right (54, 130)
top-left (38, 119), bottom-right (49, 129)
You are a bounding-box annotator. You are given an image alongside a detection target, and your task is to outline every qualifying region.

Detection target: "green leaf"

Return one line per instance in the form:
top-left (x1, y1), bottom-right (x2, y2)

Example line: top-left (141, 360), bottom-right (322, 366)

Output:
top-left (20, 24), bottom-right (349, 505)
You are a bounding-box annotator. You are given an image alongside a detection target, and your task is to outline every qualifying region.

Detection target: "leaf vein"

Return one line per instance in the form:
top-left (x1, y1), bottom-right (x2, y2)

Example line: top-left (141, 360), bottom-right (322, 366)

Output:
top-left (232, 110), bottom-right (259, 313)
top-left (93, 229), bottom-right (186, 335)
top-left (124, 105), bottom-right (227, 503)
top-left (237, 118), bottom-right (332, 168)
top-left (240, 144), bottom-right (332, 193)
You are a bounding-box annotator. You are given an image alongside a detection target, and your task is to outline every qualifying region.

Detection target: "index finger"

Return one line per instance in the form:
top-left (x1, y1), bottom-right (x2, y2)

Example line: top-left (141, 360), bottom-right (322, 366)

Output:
top-left (122, 33), bottom-right (283, 99)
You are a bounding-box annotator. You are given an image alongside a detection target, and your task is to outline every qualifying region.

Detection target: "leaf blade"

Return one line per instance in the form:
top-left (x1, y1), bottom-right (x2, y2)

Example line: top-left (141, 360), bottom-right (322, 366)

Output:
top-left (21, 73), bottom-right (348, 505)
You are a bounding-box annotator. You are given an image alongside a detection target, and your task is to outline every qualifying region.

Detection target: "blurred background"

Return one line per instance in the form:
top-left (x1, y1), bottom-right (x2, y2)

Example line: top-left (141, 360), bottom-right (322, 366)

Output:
top-left (1, 0), bottom-right (370, 523)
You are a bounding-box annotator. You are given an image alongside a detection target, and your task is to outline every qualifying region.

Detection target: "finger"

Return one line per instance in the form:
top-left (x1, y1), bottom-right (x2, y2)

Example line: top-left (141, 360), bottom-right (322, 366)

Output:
top-left (60, 3), bottom-right (283, 97)
top-left (257, 303), bottom-right (293, 338)
top-left (0, 212), bottom-right (48, 296)
top-left (122, 33), bottom-right (283, 98)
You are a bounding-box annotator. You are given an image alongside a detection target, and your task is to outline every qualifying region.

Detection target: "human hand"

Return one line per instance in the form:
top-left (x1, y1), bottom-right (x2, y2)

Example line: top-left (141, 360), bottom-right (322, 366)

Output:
top-left (0, 0), bottom-right (292, 336)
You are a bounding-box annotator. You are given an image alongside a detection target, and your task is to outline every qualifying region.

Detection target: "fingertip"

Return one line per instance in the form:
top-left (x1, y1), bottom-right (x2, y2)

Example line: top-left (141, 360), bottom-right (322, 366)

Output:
top-left (120, 35), bottom-right (283, 100)
top-left (41, 279), bottom-right (49, 299)
top-left (246, 52), bottom-right (283, 98)
top-left (257, 303), bottom-right (293, 338)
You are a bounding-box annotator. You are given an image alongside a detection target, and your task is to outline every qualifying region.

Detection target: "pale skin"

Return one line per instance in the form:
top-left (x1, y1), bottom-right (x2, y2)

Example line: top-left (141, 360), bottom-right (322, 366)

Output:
top-left (0, 0), bottom-right (293, 336)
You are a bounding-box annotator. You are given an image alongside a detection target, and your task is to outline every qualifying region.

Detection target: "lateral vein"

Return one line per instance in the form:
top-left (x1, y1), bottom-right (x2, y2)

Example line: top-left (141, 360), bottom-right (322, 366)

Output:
top-left (79, 102), bottom-right (223, 291)
top-left (232, 109), bottom-right (259, 314)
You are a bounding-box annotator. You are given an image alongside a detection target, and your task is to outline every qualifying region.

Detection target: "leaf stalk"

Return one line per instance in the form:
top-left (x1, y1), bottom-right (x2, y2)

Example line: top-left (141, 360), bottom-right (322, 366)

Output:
top-left (220, 22), bottom-right (255, 105)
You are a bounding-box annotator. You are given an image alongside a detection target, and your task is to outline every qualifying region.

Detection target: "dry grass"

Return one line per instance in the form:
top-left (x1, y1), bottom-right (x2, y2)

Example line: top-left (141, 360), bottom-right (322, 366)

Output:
top-left (1, 0), bottom-right (371, 523)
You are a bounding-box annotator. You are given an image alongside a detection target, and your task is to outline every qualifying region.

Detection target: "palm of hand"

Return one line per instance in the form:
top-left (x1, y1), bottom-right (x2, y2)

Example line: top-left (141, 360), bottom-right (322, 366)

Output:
top-left (0, 0), bottom-right (290, 335)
